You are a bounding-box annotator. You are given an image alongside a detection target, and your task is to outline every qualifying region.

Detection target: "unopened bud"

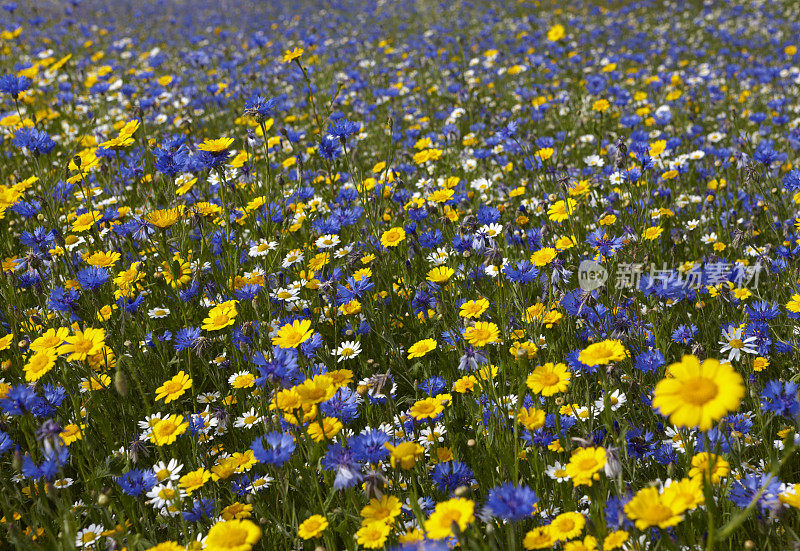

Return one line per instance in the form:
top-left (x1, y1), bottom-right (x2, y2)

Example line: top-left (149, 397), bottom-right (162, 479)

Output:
top-left (114, 369), bottom-right (129, 396)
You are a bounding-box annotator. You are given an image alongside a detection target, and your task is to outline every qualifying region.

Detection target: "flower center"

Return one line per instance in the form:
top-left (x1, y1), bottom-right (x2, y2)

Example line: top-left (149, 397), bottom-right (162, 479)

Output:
top-left (684, 377), bottom-right (718, 405)
top-left (541, 372), bottom-right (560, 386)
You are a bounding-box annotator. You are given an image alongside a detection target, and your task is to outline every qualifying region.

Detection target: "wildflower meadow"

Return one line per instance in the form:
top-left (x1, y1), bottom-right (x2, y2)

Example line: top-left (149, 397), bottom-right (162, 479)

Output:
top-left (2, 0), bottom-right (800, 549)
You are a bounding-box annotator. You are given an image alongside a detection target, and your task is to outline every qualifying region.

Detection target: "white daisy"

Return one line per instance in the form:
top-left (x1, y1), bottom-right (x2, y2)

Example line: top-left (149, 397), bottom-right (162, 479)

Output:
top-left (336, 341), bottom-right (362, 362)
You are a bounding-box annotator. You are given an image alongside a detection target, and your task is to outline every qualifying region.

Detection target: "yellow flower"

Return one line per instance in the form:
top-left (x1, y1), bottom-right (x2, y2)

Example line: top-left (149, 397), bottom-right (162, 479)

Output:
top-left (72, 211), bottom-right (101, 232)
top-left (282, 47), bottom-right (305, 63)
top-left (592, 99), bottom-right (610, 112)
top-left (517, 407), bottom-right (546, 430)
top-left (427, 266), bottom-right (454, 283)
top-left (407, 338), bottom-right (436, 359)
top-left (564, 536), bottom-right (598, 551)
top-left (565, 446), bottom-right (606, 487)
top-left (380, 226), bottom-right (406, 248)
top-left (24, 349), bottom-right (57, 382)
top-left (307, 417), bottom-right (342, 442)
top-left (30, 327), bottom-right (69, 352)
top-left (385, 441), bottom-right (424, 469)
top-left (624, 485), bottom-right (686, 530)
top-left (198, 137), bottom-right (234, 153)
top-left (221, 502), bottom-right (253, 520)
top-left (147, 208), bottom-right (180, 229)
top-left (58, 327), bottom-right (105, 361)
top-left (149, 543), bottom-right (185, 551)
top-left (603, 530), bottom-right (629, 550)
top-left (60, 423), bottom-right (84, 445)
top-left (652, 355), bottom-right (744, 431)
top-left (578, 339), bottom-right (627, 367)
top-left (688, 452), bottom-right (729, 484)
top-left (356, 521), bottom-right (391, 549)
top-left (526, 362), bottom-right (570, 396)
top-left (547, 199), bottom-right (577, 222)
top-left (642, 225), bottom-right (663, 241)
top-left (204, 520), bottom-right (261, 551)
top-left (426, 498), bottom-right (475, 540)
top-left (463, 321), bottom-right (500, 347)
top-left (202, 303), bottom-right (238, 331)
top-left (547, 24), bottom-right (565, 41)
top-left (649, 140), bottom-right (667, 157)
top-left (298, 515), bottom-right (329, 540)
top-left (530, 247), bottom-right (557, 266)
top-left (361, 495), bottom-right (402, 526)
top-left (156, 371), bottom-right (192, 403)
top-left (409, 396), bottom-right (445, 420)
top-left (549, 511), bottom-right (585, 540)
top-left (295, 375), bottom-right (335, 405)
top-left (460, 298), bottom-right (489, 319)
top-left (523, 526), bottom-right (555, 549)
top-left (272, 319), bottom-right (314, 349)
top-left (179, 467), bottom-right (211, 495)
top-left (85, 250), bottom-right (120, 268)
top-left (150, 414), bottom-right (189, 446)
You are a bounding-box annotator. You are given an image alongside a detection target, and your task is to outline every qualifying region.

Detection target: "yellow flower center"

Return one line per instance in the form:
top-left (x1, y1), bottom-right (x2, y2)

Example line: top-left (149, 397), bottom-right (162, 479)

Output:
top-left (728, 338), bottom-right (744, 349)
top-left (541, 372), bottom-right (560, 386)
top-left (684, 377), bottom-right (718, 405)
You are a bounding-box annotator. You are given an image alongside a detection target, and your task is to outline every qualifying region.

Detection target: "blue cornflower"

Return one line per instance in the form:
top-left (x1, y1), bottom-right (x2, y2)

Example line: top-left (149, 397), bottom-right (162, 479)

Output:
top-left (22, 446), bottom-right (69, 481)
top-left (76, 266), bottom-right (110, 290)
top-left (783, 168), bottom-right (800, 192)
top-left (174, 327), bottom-right (202, 351)
top-left (760, 380), bottom-right (800, 418)
top-left (431, 461), bottom-right (475, 494)
top-left (0, 74), bottom-right (30, 99)
top-left (729, 473), bottom-right (783, 513)
top-left (1, 385), bottom-right (41, 416)
top-left (251, 348), bottom-right (301, 388)
top-left (671, 323), bottom-right (697, 345)
top-left (244, 94), bottom-right (277, 118)
top-left (0, 430), bottom-right (14, 454)
top-left (604, 494), bottom-right (633, 529)
top-left (327, 118), bottom-right (360, 141)
top-left (485, 482), bottom-right (538, 521)
top-left (153, 146), bottom-right (185, 177)
top-left (634, 350), bottom-right (665, 372)
top-left (321, 443), bottom-right (364, 490)
top-left (586, 228), bottom-right (624, 257)
top-left (420, 376), bottom-right (446, 396)
top-left (503, 259), bottom-right (539, 283)
top-left (320, 387), bottom-right (362, 423)
top-left (251, 431), bottom-right (296, 466)
top-left (19, 226), bottom-right (56, 252)
top-left (318, 134), bottom-right (342, 160)
top-left (116, 469), bottom-right (158, 496)
top-left (13, 127), bottom-right (56, 155)
top-left (745, 300), bottom-right (781, 322)
top-left (183, 497), bottom-right (215, 521)
top-left (234, 283), bottom-right (262, 301)
top-left (458, 346), bottom-right (487, 371)
top-left (349, 429), bottom-right (390, 463)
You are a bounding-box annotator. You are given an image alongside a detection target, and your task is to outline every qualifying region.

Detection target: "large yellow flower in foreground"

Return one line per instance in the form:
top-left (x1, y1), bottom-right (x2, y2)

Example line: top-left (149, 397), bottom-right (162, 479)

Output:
top-left (652, 355), bottom-right (744, 431)
top-left (205, 519), bottom-right (261, 551)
